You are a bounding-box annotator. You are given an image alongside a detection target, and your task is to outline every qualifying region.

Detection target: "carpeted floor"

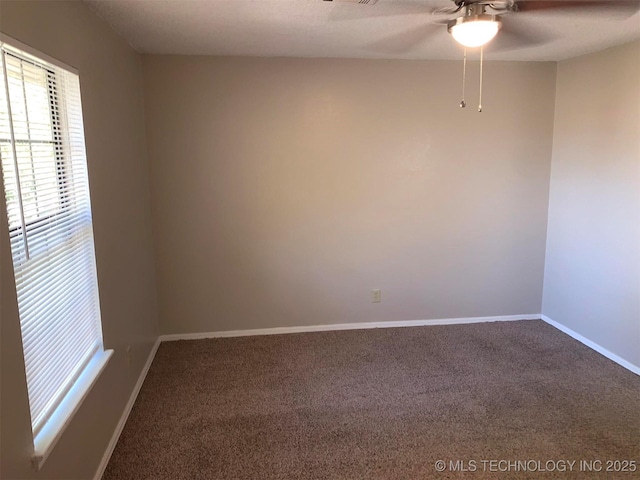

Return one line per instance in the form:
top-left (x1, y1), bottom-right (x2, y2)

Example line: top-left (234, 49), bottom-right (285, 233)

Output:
top-left (103, 320), bottom-right (640, 479)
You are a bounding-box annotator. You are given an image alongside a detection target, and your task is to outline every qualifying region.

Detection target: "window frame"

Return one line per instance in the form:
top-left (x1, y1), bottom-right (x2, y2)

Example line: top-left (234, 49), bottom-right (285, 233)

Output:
top-left (0, 34), bottom-right (113, 471)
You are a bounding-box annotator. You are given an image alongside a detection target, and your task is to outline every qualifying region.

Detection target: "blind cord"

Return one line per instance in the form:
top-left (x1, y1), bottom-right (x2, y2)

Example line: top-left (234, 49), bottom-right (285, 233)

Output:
top-left (1, 49), bottom-right (30, 259)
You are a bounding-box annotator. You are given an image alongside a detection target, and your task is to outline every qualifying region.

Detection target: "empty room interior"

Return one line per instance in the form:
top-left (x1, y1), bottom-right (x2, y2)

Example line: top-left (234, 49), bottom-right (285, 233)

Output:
top-left (1, 0), bottom-right (639, 479)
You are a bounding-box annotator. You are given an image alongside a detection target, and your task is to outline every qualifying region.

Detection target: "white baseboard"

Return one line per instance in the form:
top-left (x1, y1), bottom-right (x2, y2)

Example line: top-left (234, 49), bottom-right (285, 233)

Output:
top-left (541, 315), bottom-right (640, 376)
top-left (93, 338), bottom-right (161, 480)
top-left (160, 314), bottom-right (541, 342)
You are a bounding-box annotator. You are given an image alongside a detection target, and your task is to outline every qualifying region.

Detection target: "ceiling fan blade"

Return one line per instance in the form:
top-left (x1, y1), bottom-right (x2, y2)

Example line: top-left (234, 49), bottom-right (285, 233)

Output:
top-left (517, 0), bottom-right (640, 17)
top-left (326, 2), bottom-right (457, 22)
top-left (327, 4), bottom-right (429, 22)
top-left (488, 21), bottom-right (554, 51)
top-left (364, 24), bottom-right (441, 54)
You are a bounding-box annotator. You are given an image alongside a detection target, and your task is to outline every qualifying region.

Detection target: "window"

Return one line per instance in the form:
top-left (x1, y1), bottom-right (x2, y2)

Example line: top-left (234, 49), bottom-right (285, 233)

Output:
top-left (0, 39), bottom-right (112, 468)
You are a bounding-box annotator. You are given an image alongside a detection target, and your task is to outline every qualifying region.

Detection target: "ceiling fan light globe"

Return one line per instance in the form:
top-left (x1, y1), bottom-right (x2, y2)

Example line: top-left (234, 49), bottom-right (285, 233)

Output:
top-left (449, 18), bottom-right (501, 48)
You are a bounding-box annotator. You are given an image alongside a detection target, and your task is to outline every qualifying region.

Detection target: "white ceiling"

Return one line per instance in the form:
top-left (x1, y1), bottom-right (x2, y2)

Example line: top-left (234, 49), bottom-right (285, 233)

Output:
top-left (85, 0), bottom-right (640, 61)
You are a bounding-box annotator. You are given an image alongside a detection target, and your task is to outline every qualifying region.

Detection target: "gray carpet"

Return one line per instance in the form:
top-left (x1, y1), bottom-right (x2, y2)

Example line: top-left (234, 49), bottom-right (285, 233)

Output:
top-left (104, 320), bottom-right (640, 479)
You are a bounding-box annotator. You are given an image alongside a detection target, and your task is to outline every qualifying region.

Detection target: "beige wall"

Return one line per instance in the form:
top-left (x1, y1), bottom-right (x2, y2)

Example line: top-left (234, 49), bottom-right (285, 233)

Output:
top-left (1, 1), bottom-right (159, 478)
top-left (542, 40), bottom-right (640, 368)
top-left (143, 55), bottom-right (556, 335)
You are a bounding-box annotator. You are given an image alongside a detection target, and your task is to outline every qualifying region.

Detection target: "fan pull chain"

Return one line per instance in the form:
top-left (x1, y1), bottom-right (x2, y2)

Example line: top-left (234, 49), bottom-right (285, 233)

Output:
top-left (460, 48), bottom-right (467, 108)
top-left (478, 45), bottom-right (484, 113)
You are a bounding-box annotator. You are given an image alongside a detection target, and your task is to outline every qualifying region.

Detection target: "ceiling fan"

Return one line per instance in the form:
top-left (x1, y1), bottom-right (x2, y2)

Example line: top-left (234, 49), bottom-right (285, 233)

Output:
top-left (324, 0), bottom-right (639, 111)
top-left (324, 0), bottom-right (640, 52)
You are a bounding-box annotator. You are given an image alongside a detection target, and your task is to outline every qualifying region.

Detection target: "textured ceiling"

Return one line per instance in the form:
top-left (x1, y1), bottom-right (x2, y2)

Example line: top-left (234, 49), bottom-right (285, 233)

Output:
top-left (84, 0), bottom-right (640, 61)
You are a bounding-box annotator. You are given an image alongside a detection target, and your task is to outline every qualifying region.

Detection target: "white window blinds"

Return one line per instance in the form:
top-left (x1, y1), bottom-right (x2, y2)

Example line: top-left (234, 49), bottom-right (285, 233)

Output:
top-left (0, 44), bottom-right (106, 444)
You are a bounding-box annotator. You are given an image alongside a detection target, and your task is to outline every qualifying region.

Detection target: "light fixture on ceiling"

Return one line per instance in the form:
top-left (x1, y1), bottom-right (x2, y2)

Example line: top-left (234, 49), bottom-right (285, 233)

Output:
top-left (447, 3), bottom-right (502, 49)
top-left (448, 13), bottom-right (501, 48)
top-left (448, 3), bottom-right (502, 112)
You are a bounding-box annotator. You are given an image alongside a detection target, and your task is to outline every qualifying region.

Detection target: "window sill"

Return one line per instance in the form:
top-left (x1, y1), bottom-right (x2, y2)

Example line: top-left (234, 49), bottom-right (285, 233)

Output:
top-left (31, 349), bottom-right (114, 470)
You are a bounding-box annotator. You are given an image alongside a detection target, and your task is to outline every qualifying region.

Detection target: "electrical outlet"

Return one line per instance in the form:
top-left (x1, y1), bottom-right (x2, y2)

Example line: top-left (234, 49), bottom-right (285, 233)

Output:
top-left (126, 345), bottom-right (132, 367)
top-left (371, 289), bottom-right (381, 303)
